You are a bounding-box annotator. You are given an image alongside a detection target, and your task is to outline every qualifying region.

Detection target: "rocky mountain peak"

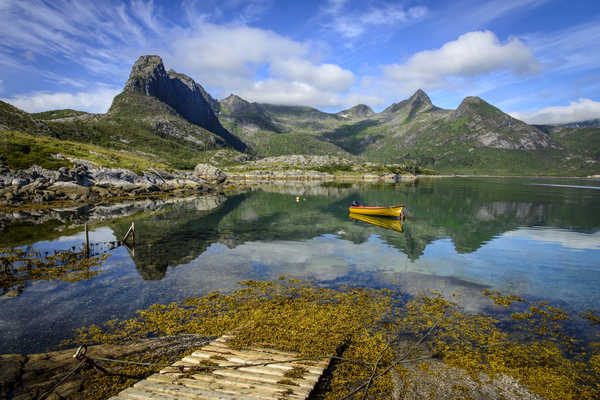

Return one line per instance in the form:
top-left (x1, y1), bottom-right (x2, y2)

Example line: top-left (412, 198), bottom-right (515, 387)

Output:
top-left (124, 55), bottom-right (167, 94)
top-left (452, 95), bottom-right (552, 151)
top-left (219, 94), bottom-right (254, 115)
top-left (116, 55), bottom-right (247, 152)
top-left (221, 94), bottom-right (249, 107)
top-left (461, 96), bottom-right (485, 105)
top-left (383, 89), bottom-right (436, 118)
top-left (409, 89), bottom-right (432, 105)
top-left (350, 104), bottom-right (375, 116)
top-left (454, 96), bottom-right (494, 119)
top-left (337, 104), bottom-right (375, 118)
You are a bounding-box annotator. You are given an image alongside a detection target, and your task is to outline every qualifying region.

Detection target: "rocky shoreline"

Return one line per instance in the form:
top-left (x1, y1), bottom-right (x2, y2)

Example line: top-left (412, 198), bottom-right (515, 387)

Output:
top-left (0, 155), bottom-right (422, 209)
top-left (0, 162), bottom-right (228, 209)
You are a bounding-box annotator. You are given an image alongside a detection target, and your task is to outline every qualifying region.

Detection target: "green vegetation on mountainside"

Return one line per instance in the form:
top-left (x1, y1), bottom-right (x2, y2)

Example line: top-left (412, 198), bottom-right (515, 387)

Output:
top-left (1, 98), bottom-right (247, 170)
top-left (32, 109), bottom-right (89, 120)
top-left (550, 127), bottom-right (600, 162)
top-left (0, 130), bottom-right (169, 173)
top-left (0, 101), bottom-right (49, 134)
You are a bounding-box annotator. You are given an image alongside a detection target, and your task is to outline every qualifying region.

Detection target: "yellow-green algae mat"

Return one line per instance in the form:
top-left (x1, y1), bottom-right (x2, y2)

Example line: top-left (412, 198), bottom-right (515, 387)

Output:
top-left (107, 334), bottom-right (330, 400)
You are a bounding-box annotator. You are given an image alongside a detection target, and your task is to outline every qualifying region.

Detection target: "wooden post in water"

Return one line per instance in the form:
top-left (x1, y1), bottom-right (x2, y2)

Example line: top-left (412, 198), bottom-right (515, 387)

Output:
top-left (84, 223), bottom-right (89, 257)
top-left (122, 222), bottom-right (135, 245)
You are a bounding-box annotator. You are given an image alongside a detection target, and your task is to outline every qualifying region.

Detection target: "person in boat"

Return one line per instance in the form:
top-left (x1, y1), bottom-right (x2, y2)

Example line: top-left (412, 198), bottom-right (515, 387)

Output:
top-left (351, 200), bottom-right (360, 207)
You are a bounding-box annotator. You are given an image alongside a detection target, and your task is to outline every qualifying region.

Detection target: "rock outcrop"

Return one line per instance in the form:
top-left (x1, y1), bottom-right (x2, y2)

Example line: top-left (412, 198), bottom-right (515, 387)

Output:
top-left (115, 55), bottom-right (247, 152)
top-left (193, 163), bottom-right (227, 184)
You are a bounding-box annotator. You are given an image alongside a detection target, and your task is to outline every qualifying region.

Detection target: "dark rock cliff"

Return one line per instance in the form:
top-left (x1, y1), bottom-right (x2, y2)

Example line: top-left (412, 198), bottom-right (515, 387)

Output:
top-left (119, 55), bottom-right (247, 152)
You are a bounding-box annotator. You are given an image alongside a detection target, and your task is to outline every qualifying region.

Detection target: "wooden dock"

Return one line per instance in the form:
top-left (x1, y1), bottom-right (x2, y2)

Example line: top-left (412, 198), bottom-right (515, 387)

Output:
top-left (108, 334), bottom-right (331, 400)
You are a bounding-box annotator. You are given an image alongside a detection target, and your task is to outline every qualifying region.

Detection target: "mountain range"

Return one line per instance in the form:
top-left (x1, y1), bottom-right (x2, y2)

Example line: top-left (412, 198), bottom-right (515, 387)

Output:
top-left (1, 55), bottom-right (598, 175)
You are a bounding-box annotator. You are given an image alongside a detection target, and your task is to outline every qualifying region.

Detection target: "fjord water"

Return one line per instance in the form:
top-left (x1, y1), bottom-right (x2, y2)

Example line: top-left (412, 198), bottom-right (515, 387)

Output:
top-left (1, 177), bottom-right (599, 354)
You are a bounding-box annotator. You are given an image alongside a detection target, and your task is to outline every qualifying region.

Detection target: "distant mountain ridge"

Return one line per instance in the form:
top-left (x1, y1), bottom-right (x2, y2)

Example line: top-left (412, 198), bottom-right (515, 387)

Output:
top-left (215, 85), bottom-right (598, 174)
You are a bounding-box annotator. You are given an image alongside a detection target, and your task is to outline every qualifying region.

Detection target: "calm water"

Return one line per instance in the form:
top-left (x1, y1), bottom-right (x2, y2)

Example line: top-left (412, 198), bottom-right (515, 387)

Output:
top-left (1, 177), bottom-right (599, 354)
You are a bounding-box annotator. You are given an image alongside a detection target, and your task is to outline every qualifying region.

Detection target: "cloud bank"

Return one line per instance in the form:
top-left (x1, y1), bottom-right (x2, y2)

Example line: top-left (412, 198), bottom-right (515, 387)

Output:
top-left (382, 31), bottom-right (540, 94)
top-left (2, 87), bottom-right (120, 113)
top-left (169, 23), bottom-right (358, 107)
top-left (510, 98), bottom-right (600, 124)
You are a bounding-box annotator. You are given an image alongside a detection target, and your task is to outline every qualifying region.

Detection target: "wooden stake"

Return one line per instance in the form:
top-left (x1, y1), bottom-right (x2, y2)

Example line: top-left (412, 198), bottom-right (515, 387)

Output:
top-left (84, 223), bottom-right (89, 256)
top-left (122, 222), bottom-right (135, 244)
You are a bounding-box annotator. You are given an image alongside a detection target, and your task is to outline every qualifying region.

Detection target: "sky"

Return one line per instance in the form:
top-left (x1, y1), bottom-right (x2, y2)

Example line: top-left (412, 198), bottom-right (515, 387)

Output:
top-left (0, 0), bottom-right (599, 124)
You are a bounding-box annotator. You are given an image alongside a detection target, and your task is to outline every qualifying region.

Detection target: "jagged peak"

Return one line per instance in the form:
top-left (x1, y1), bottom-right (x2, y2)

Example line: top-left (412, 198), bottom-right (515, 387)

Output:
top-left (221, 94), bottom-right (248, 104)
top-left (383, 89), bottom-right (435, 116)
top-left (409, 89), bottom-right (432, 105)
top-left (127, 55), bottom-right (165, 80)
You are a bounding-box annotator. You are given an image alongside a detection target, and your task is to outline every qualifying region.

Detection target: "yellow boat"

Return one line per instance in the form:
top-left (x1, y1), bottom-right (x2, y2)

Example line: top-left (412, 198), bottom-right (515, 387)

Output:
top-left (349, 213), bottom-right (403, 232)
top-left (348, 204), bottom-right (404, 217)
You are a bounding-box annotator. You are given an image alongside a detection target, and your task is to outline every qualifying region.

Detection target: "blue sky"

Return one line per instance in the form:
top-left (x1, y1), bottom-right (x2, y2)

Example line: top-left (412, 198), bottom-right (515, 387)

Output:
top-left (1, 0), bottom-right (599, 124)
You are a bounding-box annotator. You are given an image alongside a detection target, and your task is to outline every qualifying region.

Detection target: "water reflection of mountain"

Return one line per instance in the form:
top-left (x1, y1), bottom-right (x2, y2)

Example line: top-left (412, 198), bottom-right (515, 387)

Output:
top-left (110, 194), bottom-right (239, 280)
top-left (110, 178), bottom-right (600, 281)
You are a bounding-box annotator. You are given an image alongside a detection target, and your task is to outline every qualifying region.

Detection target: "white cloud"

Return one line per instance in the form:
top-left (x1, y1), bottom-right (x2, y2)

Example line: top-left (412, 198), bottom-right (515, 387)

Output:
top-left (321, 1), bottom-right (427, 38)
top-left (170, 23), bottom-right (305, 85)
top-left (169, 22), bottom-right (358, 106)
top-left (270, 59), bottom-right (354, 91)
top-left (238, 79), bottom-right (343, 107)
top-left (2, 87), bottom-right (120, 113)
top-left (509, 98), bottom-right (600, 125)
top-left (382, 31), bottom-right (540, 94)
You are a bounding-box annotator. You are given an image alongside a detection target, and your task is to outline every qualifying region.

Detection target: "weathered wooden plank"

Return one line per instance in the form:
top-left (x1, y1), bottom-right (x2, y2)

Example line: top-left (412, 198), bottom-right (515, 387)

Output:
top-left (190, 373), bottom-right (312, 395)
top-left (212, 369), bottom-right (314, 389)
top-left (184, 353), bottom-right (324, 376)
top-left (178, 376), bottom-right (306, 399)
top-left (192, 345), bottom-right (326, 372)
top-left (110, 333), bottom-right (331, 400)
top-left (134, 380), bottom-right (269, 400)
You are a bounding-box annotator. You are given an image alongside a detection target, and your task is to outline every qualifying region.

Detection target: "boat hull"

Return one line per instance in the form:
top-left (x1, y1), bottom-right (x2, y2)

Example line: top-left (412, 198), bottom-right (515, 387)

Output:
top-left (349, 213), bottom-right (403, 232)
top-left (348, 205), bottom-right (404, 217)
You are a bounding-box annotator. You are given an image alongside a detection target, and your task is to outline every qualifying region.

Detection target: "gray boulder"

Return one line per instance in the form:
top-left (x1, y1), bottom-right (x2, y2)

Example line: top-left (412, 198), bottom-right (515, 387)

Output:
top-left (193, 163), bottom-right (227, 183)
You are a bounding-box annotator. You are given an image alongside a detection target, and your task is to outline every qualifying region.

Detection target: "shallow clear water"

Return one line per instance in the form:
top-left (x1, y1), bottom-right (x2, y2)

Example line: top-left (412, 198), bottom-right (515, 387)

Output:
top-left (1, 177), bottom-right (599, 354)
